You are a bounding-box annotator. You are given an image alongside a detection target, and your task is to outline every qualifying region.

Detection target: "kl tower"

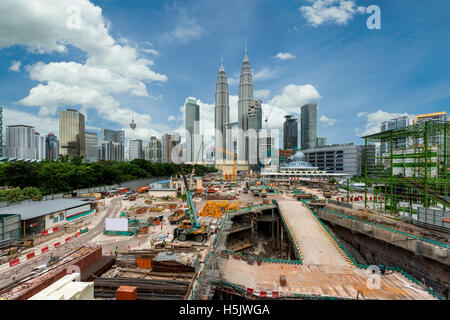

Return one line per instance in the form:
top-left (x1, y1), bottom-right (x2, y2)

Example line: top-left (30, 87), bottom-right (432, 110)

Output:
top-left (129, 112), bottom-right (137, 140)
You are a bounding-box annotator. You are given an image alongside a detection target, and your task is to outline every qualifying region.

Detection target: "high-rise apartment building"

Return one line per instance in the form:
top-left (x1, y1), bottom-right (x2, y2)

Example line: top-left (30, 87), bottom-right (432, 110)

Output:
top-left (283, 115), bottom-right (298, 150)
top-left (301, 103), bottom-right (317, 150)
top-left (45, 133), bottom-right (59, 160)
top-left (215, 58), bottom-right (230, 162)
top-left (59, 109), bottom-right (85, 158)
top-left (238, 47), bottom-right (254, 162)
top-left (85, 132), bottom-right (99, 162)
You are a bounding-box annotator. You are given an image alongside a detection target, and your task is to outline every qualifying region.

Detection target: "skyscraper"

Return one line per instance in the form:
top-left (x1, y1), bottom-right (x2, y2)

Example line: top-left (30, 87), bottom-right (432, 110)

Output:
top-left (248, 100), bottom-right (262, 167)
top-left (161, 133), bottom-right (181, 163)
top-left (301, 103), bottom-right (317, 150)
top-left (185, 98), bottom-right (200, 162)
top-left (59, 109), bottom-right (85, 158)
top-left (101, 129), bottom-right (125, 161)
top-left (283, 115), bottom-right (298, 150)
top-left (316, 137), bottom-right (327, 147)
top-left (215, 57), bottom-right (229, 162)
top-left (148, 136), bottom-right (162, 163)
top-left (0, 107), bottom-right (3, 157)
top-left (238, 46), bottom-right (254, 161)
top-left (85, 132), bottom-right (99, 162)
top-left (129, 139), bottom-right (143, 161)
top-left (5, 125), bottom-right (44, 160)
top-left (45, 133), bottom-right (59, 160)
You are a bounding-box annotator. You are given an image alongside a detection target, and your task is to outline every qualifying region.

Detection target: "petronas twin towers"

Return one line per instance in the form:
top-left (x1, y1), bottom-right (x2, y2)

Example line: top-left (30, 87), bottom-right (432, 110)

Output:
top-left (215, 47), bottom-right (254, 162)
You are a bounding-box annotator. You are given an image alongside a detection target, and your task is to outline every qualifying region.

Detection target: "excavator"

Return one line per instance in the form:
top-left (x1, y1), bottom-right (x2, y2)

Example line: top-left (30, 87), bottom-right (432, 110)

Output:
top-left (173, 163), bottom-right (209, 242)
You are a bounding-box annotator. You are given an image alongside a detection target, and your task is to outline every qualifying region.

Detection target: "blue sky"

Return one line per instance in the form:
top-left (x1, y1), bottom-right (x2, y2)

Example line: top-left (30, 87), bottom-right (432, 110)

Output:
top-left (0, 0), bottom-right (449, 151)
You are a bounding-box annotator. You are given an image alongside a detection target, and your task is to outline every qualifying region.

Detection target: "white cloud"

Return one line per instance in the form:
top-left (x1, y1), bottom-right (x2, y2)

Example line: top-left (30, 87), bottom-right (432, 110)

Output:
top-left (355, 110), bottom-right (415, 137)
top-left (253, 67), bottom-right (281, 81)
top-left (168, 115), bottom-right (176, 121)
top-left (254, 89), bottom-right (271, 99)
top-left (319, 115), bottom-right (337, 127)
top-left (162, 10), bottom-right (206, 44)
top-left (300, 0), bottom-right (366, 27)
top-left (141, 48), bottom-right (159, 56)
top-left (9, 60), bottom-right (21, 72)
top-left (269, 84), bottom-right (321, 114)
top-left (275, 52), bottom-right (295, 60)
top-left (0, 0), bottom-right (167, 142)
top-left (357, 112), bottom-right (368, 118)
top-left (2, 107), bottom-right (59, 136)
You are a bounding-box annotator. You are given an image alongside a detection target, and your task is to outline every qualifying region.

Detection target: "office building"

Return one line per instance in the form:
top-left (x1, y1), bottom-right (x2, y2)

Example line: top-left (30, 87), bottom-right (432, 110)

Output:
top-left (129, 139), bottom-right (143, 161)
top-left (303, 143), bottom-right (366, 177)
top-left (215, 58), bottom-right (230, 162)
top-left (316, 137), bottom-right (327, 147)
top-left (380, 116), bottom-right (409, 153)
top-left (5, 125), bottom-right (44, 160)
top-left (45, 133), bottom-right (59, 160)
top-left (301, 103), bottom-right (317, 151)
top-left (238, 46), bottom-right (254, 162)
top-left (101, 129), bottom-right (125, 161)
top-left (161, 133), bottom-right (181, 163)
top-left (225, 122), bottom-right (238, 161)
top-left (283, 115), bottom-right (298, 150)
top-left (247, 100), bottom-right (262, 167)
top-left (0, 107), bottom-right (3, 157)
top-left (59, 109), bottom-right (85, 158)
top-left (84, 132), bottom-right (99, 162)
top-left (148, 136), bottom-right (162, 163)
top-left (414, 112), bottom-right (448, 124)
top-left (185, 98), bottom-right (200, 162)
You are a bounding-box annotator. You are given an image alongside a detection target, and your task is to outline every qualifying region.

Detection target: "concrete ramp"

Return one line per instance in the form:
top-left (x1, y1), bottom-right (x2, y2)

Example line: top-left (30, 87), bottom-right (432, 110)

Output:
top-left (278, 200), bottom-right (350, 267)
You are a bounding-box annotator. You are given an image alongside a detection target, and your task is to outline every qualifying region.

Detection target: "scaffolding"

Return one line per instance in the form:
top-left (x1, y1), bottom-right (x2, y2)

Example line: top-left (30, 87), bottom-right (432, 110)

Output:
top-left (361, 120), bottom-right (449, 214)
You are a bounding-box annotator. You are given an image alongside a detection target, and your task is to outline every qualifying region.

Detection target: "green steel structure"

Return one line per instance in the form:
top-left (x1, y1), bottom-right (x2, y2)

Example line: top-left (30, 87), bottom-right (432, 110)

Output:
top-left (361, 120), bottom-right (449, 214)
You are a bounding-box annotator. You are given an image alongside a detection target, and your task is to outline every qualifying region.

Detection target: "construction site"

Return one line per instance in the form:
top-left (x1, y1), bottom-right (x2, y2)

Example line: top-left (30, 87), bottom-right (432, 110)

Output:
top-left (0, 120), bottom-right (448, 301)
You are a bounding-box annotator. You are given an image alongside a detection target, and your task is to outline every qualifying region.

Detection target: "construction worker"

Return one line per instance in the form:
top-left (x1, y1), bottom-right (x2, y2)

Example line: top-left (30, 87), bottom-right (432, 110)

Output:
top-left (115, 245), bottom-right (119, 257)
top-left (162, 239), bottom-right (166, 247)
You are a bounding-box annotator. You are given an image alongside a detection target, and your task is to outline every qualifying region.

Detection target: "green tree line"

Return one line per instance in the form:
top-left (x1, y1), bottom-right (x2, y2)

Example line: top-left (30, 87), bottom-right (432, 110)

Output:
top-left (0, 156), bottom-right (217, 197)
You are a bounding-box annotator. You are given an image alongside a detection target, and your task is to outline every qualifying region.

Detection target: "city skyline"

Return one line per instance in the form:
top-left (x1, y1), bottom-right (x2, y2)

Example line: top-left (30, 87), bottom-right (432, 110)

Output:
top-left (0, 0), bottom-right (449, 152)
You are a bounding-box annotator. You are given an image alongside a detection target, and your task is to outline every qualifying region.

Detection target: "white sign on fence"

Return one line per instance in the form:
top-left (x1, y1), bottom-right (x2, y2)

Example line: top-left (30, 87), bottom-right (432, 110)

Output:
top-left (105, 218), bottom-right (128, 232)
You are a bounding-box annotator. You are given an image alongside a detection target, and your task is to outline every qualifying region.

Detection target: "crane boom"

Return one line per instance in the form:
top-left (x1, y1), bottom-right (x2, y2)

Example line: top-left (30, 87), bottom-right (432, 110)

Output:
top-left (180, 163), bottom-right (199, 228)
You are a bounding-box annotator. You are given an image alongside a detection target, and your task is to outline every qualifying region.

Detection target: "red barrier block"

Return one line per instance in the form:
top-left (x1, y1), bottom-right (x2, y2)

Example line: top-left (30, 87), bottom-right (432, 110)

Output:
top-left (9, 259), bottom-right (20, 267)
top-left (42, 230), bottom-right (48, 236)
top-left (42, 246), bottom-right (49, 253)
top-left (272, 291), bottom-right (279, 298)
top-left (246, 288), bottom-right (254, 294)
top-left (54, 242), bottom-right (60, 248)
top-left (26, 252), bottom-right (35, 260)
top-left (75, 232), bottom-right (80, 238)
top-left (259, 291), bottom-right (267, 298)
top-left (65, 237), bottom-right (71, 243)
top-left (53, 227), bottom-right (59, 232)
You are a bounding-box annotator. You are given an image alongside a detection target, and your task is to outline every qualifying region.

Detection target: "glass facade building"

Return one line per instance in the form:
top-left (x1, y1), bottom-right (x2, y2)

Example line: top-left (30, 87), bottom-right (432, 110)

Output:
top-left (301, 103), bottom-right (317, 151)
top-left (59, 109), bottom-right (85, 158)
